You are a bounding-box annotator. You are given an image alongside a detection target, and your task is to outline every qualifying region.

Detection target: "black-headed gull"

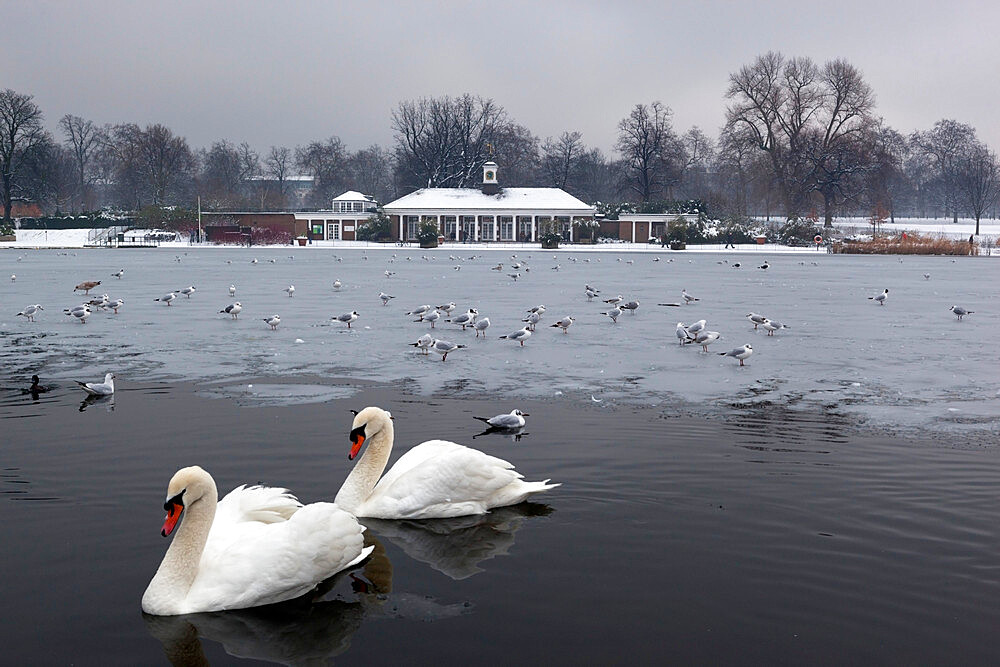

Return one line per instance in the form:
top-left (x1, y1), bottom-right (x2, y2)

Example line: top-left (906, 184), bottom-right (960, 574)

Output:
top-left (64, 305), bottom-right (92, 323)
top-left (379, 292), bottom-right (395, 306)
top-left (179, 286), bottom-right (196, 298)
top-left (550, 316), bottom-right (575, 333)
top-left (420, 310), bottom-right (441, 328)
top-left (16, 304), bottom-right (43, 322)
top-left (950, 306), bottom-right (973, 320)
top-left (76, 372), bottom-right (115, 396)
top-left (602, 306), bottom-right (622, 323)
top-left (436, 302), bottom-right (456, 315)
top-left (682, 290), bottom-right (699, 304)
top-left (474, 409), bottom-right (528, 429)
top-left (335, 311), bottom-right (360, 328)
top-left (603, 295), bottom-right (623, 306)
top-left (522, 311), bottom-right (542, 331)
top-left (719, 344), bottom-right (753, 366)
top-left (430, 338), bottom-right (464, 361)
top-left (283, 285), bottom-right (295, 297)
top-left (112, 269), bottom-right (124, 279)
top-left (620, 300), bottom-right (640, 313)
top-left (869, 288), bottom-right (889, 305)
top-left (689, 330), bottom-right (721, 352)
top-left (263, 314), bottom-right (280, 330)
top-left (407, 304), bottom-right (432, 320)
top-left (220, 302), bottom-right (242, 319)
top-left (761, 319), bottom-right (789, 336)
top-left (449, 309), bottom-right (478, 330)
top-left (410, 333), bottom-right (433, 354)
top-left (106, 298), bottom-right (124, 314)
top-left (155, 292), bottom-right (177, 306)
top-left (500, 326), bottom-right (532, 346)
top-left (332, 280), bottom-right (342, 291)
top-left (746, 313), bottom-right (767, 329)
top-left (473, 316), bottom-right (491, 337)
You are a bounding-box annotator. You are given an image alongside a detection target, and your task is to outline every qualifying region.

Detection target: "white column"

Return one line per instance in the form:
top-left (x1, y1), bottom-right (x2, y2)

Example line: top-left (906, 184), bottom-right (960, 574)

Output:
top-left (531, 215), bottom-right (536, 242)
top-left (568, 217), bottom-right (573, 243)
top-left (632, 221), bottom-right (636, 243)
top-left (494, 217), bottom-right (499, 241)
top-left (399, 216), bottom-right (404, 241)
top-left (474, 216), bottom-right (479, 241)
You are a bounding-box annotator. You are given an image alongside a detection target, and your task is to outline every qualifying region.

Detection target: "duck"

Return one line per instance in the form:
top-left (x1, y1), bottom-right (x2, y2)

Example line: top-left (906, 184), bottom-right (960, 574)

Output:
top-left (28, 375), bottom-right (49, 395)
top-left (141, 466), bottom-right (371, 616)
top-left (335, 407), bottom-right (558, 519)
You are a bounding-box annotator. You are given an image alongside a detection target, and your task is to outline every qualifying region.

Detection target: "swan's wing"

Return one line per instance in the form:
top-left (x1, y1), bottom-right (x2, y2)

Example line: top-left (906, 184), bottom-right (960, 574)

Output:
top-left (213, 484), bottom-right (302, 528)
top-left (367, 441), bottom-right (522, 519)
top-left (190, 502), bottom-right (370, 613)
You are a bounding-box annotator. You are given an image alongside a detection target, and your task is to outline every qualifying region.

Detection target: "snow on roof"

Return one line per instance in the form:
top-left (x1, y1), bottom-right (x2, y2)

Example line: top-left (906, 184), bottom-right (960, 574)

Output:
top-left (333, 191), bottom-right (374, 202)
top-left (384, 187), bottom-right (594, 212)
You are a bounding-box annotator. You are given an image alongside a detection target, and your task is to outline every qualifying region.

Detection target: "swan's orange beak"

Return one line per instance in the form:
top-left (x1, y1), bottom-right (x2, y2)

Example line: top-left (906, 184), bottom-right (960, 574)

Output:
top-left (349, 425), bottom-right (366, 460)
top-left (161, 500), bottom-right (183, 537)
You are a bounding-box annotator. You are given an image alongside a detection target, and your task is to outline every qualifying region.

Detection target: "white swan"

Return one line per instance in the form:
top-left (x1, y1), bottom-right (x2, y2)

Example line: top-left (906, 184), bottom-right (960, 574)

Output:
top-left (142, 466), bottom-right (372, 616)
top-left (335, 407), bottom-right (559, 519)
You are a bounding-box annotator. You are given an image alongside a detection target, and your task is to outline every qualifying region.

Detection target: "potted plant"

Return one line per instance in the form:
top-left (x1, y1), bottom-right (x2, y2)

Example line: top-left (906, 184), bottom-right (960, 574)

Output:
top-left (538, 219), bottom-right (561, 249)
top-left (417, 219), bottom-right (440, 248)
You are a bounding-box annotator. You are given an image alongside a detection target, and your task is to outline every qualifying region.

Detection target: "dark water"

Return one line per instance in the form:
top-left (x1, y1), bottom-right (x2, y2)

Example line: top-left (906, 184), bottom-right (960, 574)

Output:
top-left (2, 382), bottom-right (1000, 665)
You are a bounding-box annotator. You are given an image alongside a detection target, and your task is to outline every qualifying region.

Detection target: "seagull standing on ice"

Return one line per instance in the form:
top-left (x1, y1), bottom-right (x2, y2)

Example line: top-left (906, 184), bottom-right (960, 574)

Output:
top-left (430, 338), bottom-right (465, 361)
top-left (747, 313), bottom-right (767, 330)
top-left (436, 302), bottom-right (456, 315)
top-left (16, 304), bottom-right (43, 322)
top-left (64, 305), bottom-right (92, 323)
top-left (263, 314), bottom-right (280, 330)
top-left (550, 316), bottom-right (575, 333)
top-left (112, 269), bottom-right (125, 279)
top-left (620, 300), bottom-right (640, 314)
top-left (950, 306), bottom-right (973, 320)
top-left (179, 286), bottom-right (196, 298)
top-left (335, 311), bottom-right (360, 328)
top-left (603, 294), bottom-right (623, 306)
top-left (449, 308), bottom-right (478, 330)
top-left (761, 319), bottom-right (789, 336)
top-left (869, 288), bottom-right (889, 306)
top-left (682, 290), bottom-right (699, 305)
top-left (407, 304), bottom-right (432, 320)
top-left (603, 305), bottom-right (622, 323)
top-left (522, 311), bottom-right (542, 331)
top-left (720, 344), bottom-right (753, 366)
top-left (155, 292), bottom-right (177, 306)
top-left (421, 310), bottom-right (441, 328)
top-left (676, 322), bottom-right (691, 344)
top-left (500, 326), bottom-right (532, 346)
top-left (473, 316), bottom-right (491, 337)
top-left (379, 292), bottom-right (395, 306)
top-left (410, 333), bottom-right (433, 354)
top-left (229, 284), bottom-right (237, 297)
top-left (220, 302), bottom-right (242, 319)
top-left (107, 298), bottom-right (124, 314)
top-left (689, 330), bottom-right (721, 352)
top-left (284, 285), bottom-right (295, 297)
top-left (332, 280), bottom-right (342, 291)
top-left (76, 372), bottom-right (115, 396)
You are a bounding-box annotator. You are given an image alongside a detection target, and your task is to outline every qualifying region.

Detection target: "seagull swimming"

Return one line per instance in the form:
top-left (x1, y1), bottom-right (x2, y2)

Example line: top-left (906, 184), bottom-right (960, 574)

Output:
top-left (76, 372), bottom-right (115, 396)
top-left (474, 409), bottom-right (528, 429)
top-left (220, 302), bottom-right (242, 319)
top-left (719, 344), bottom-right (753, 366)
top-left (500, 326), bottom-right (532, 346)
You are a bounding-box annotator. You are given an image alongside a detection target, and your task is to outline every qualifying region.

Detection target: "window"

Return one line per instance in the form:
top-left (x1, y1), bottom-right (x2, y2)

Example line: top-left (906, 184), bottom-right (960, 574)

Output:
top-left (353, 202), bottom-right (362, 212)
top-left (480, 216), bottom-right (494, 241)
top-left (499, 216), bottom-right (514, 241)
top-left (518, 216), bottom-right (533, 241)
top-left (460, 216), bottom-right (476, 241)
top-left (405, 215), bottom-right (419, 240)
top-left (443, 216), bottom-right (457, 240)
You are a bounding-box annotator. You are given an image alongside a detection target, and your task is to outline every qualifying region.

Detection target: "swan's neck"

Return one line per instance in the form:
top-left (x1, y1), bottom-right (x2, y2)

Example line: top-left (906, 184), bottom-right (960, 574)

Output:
top-left (143, 495), bottom-right (215, 612)
top-left (336, 421), bottom-right (393, 513)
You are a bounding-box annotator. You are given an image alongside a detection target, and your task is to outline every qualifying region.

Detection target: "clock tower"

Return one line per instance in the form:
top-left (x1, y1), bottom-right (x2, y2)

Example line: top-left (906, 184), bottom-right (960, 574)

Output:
top-left (481, 161), bottom-right (500, 195)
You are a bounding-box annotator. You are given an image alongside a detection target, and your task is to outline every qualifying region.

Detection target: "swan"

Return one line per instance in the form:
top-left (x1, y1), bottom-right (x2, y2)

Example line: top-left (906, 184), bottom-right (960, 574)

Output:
top-left (142, 466), bottom-right (372, 616)
top-left (335, 407), bottom-right (559, 520)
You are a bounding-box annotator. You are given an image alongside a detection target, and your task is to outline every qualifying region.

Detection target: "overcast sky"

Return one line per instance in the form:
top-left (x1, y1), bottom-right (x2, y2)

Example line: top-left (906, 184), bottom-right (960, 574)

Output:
top-left (8, 0), bottom-right (1000, 156)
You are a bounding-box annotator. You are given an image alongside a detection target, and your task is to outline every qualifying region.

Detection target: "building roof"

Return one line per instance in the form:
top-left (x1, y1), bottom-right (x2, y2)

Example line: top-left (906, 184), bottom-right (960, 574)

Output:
top-left (384, 187), bottom-right (594, 213)
top-left (333, 191), bottom-right (374, 202)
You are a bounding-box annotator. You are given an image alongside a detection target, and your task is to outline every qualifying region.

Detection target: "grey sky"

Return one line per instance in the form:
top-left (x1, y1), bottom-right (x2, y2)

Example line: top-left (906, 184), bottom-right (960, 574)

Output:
top-left (7, 0), bottom-right (1000, 156)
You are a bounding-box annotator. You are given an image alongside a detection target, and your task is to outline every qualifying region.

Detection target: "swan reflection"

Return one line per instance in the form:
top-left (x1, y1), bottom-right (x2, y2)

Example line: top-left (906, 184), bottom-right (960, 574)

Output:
top-left (363, 502), bottom-right (553, 580)
top-left (143, 536), bottom-right (470, 666)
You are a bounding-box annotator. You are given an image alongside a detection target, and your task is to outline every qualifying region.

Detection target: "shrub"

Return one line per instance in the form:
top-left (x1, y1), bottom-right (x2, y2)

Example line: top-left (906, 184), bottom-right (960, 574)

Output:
top-left (833, 233), bottom-right (977, 255)
top-left (357, 211), bottom-right (391, 241)
top-left (417, 218), bottom-right (440, 244)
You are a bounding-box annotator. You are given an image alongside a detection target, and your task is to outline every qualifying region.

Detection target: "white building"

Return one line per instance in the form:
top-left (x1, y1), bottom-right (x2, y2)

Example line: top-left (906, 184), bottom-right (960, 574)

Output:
top-left (383, 162), bottom-right (595, 242)
top-left (293, 191), bottom-right (378, 241)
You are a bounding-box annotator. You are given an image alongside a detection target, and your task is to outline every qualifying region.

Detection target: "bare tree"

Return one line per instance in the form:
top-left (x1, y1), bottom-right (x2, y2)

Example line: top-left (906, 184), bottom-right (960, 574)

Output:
top-left (295, 136), bottom-right (347, 206)
top-left (615, 101), bottom-right (685, 202)
top-left (347, 144), bottom-right (394, 202)
top-left (541, 131), bottom-right (585, 189)
top-left (392, 94), bottom-right (509, 189)
top-left (725, 52), bottom-right (876, 224)
top-left (23, 139), bottom-right (77, 213)
top-left (956, 142), bottom-right (1000, 236)
top-left (678, 126), bottom-right (716, 200)
top-left (264, 146), bottom-right (293, 208)
top-left (910, 119), bottom-right (977, 223)
top-left (136, 124), bottom-right (195, 206)
top-left (0, 89), bottom-right (50, 221)
top-left (862, 121), bottom-right (908, 223)
top-left (59, 114), bottom-right (102, 211)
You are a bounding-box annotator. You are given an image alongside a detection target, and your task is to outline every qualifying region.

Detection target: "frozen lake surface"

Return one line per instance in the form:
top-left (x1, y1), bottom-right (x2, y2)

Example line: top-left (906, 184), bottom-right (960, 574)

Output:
top-left (2, 245), bottom-right (997, 439)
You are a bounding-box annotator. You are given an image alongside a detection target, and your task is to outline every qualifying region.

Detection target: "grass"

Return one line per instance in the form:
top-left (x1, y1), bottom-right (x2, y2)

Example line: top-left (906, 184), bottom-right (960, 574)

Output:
top-left (833, 233), bottom-right (978, 255)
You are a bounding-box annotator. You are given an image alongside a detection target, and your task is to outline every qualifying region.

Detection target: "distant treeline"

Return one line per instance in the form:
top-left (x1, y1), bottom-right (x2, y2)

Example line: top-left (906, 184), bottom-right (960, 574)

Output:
top-left (1, 51), bottom-right (998, 231)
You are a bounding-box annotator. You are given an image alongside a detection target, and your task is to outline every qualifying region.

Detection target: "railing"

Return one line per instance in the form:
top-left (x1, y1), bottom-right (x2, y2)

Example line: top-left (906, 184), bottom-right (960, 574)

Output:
top-left (86, 226), bottom-right (130, 247)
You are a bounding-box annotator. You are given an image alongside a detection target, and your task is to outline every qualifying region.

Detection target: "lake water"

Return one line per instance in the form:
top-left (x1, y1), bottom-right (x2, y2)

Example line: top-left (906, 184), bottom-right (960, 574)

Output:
top-left (1, 246), bottom-right (999, 664)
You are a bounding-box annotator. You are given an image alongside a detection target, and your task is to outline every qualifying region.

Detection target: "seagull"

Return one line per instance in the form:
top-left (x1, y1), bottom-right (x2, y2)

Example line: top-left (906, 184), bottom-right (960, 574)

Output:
top-left (474, 409), bottom-right (528, 429)
top-left (550, 316), bottom-right (575, 333)
top-left (250, 257), bottom-right (258, 264)
top-left (112, 269), bottom-right (125, 279)
top-left (719, 344), bottom-right (753, 366)
top-left (869, 288), bottom-right (889, 306)
top-left (602, 306), bottom-right (622, 323)
top-left (507, 273), bottom-right (521, 281)
top-left (491, 264), bottom-right (503, 271)
top-left (473, 316), bottom-right (491, 337)
top-left (758, 262), bottom-right (770, 270)
top-left (436, 302), bottom-right (456, 315)
top-left (500, 326), bottom-right (532, 346)
top-left (284, 285), bottom-right (295, 297)
top-left (923, 274), bottom-right (931, 281)
top-left (688, 330), bottom-right (721, 352)
top-left (76, 372), bottom-right (115, 396)
top-left (420, 310), bottom-right (441, 328)
top-left (522, 311), bottom-right (542, 331)
top-left (732, 263), bottom-right (741, 268)
top-left (87, 293), bottom-right (110, 309)
top-left (335, 311), bottom-right (360, 328)
top-left (155, 292), bottom-right (177, 306)
top-left (586, 288), bottom-right (600, 300)
top-left (16, 304), bottom-right (43, 322)
top-left (106, 298), bottom-right (124, 314)
top-left (430, 338), bottom-right (465, 361)
top-left (950, 306), bottom-right (974, 320)
top-left (332, 280), bottom-right (342, 291)
top-left (449, 308), bottom-right (478, 330)
top-left (410, 333), bottom-right (434, 354)
top-left (10, 274), bottom-right (15, 282)
top-left (179, 286), bottom-right (196, 298)
top-left (682, 289), bottom-right (699, 305)
top-left (675, 322), bottom-right (691, 345)
top-left (407, 304), bottom-right (432, 320)
top-left (379, 292), bottom-right (395, 306)
top-left (746, 313), bottom-right (767, 330)
top-left (268, 258), bottom-right (276, 263)
top-left (620, 300), bottom-right (640, 314)
top-left (761, 319), bottom-right (789, 336)
top-left (603, 294), bottom-right (623, 306)
top-left (685, 319), bottom-right (707, 336)
top-left (527, 304), bottom-right (546, 315)
top-left (220, 302), bottom-right (242, 319)
top-left (263, 314), bottom-right (280, 330)
top-left (74, 280), bottom-right (101, 294)
top-left (64, 305), bottom-right (92, 323)
top-left (228, 284), bottom-right (237, 297)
